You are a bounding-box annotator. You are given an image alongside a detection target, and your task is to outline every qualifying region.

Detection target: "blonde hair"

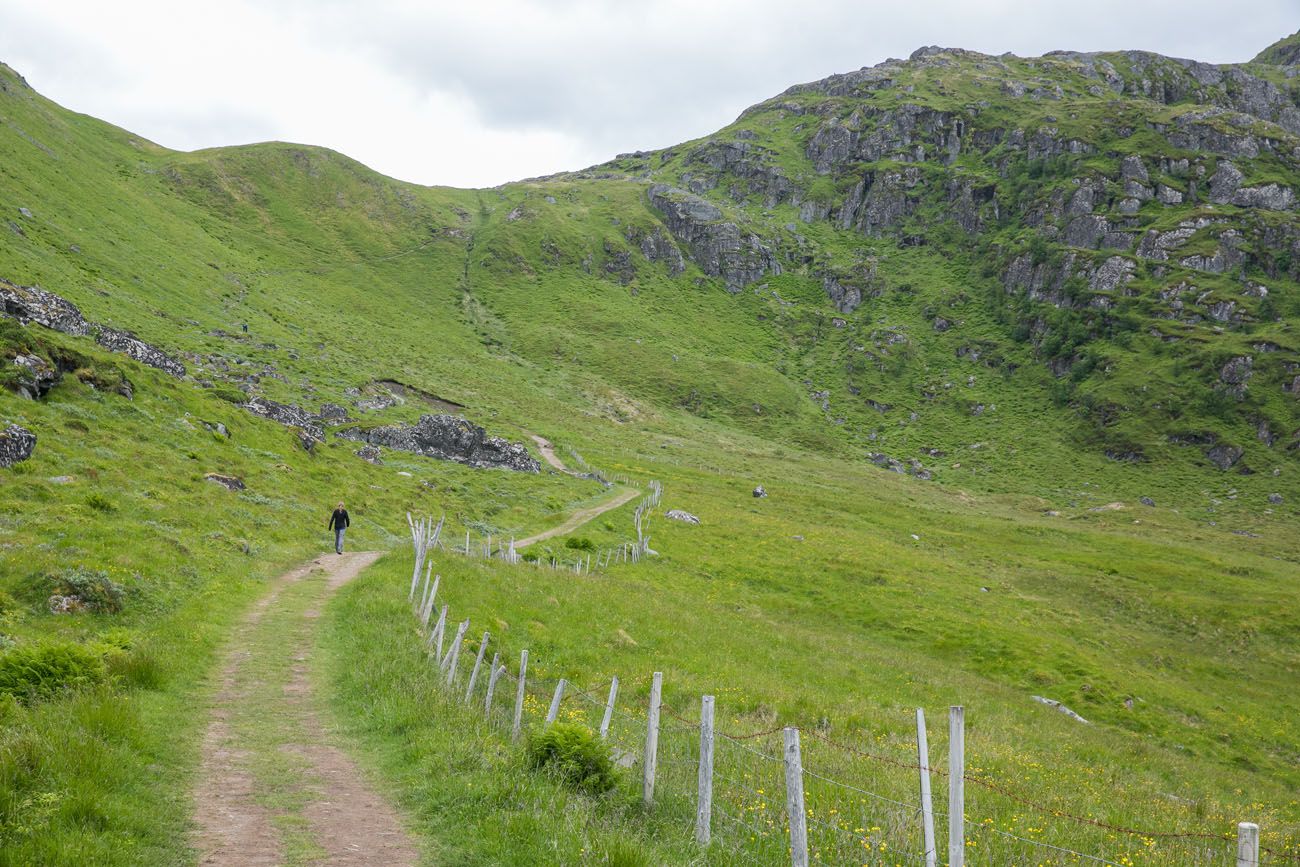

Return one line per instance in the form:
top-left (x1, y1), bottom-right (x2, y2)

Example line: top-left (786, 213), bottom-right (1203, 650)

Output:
top-left (336, 501), bottom-right (345, 509)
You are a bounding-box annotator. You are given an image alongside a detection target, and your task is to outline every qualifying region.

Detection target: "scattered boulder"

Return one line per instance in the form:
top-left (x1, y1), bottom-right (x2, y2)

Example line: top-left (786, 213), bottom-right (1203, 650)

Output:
top-left (1140, 496), bottom-right (1155, 506)
top-left (1268, 492), bottom-right (1284, 504)
top-left (752, 485), bottom-right (768, 498)
top-left (200, 420), bottom-right (230, 438)
top-left (665, 509), bottom-right (701, 525)
top-left (355, 444), bottom-right (383, 465)
top-left (338, 414), bottom-right (540, 472)
top-left (0, 423), bottom-right (36, 467)
top-left (204, 472), bottom-right (244, 491)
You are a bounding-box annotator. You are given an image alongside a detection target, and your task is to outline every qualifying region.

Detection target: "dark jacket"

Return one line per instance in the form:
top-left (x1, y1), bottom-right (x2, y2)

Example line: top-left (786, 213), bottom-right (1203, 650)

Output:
top-left (328, 508), bottom-right (350, 531)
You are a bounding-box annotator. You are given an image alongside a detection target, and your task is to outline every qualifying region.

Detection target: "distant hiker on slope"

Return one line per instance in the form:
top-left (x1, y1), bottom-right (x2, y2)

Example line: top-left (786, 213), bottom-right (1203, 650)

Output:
top-left (328, 501), bottom-right (350, 554)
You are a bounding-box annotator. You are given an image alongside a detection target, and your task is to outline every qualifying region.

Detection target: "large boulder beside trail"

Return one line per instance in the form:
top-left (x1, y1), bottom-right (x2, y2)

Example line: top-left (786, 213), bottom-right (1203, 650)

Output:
top-left (338, 414), bottom-right (540, 472)
top-left (0, 423), bottom-right (36, 467)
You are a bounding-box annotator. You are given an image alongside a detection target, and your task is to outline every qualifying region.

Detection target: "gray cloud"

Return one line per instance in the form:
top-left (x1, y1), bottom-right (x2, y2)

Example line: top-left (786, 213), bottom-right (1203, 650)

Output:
top-left (1, 0), bottom-right (1294, 186)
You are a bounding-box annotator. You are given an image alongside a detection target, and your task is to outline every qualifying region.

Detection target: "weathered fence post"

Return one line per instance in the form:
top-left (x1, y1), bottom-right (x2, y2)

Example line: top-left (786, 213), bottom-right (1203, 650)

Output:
top-left (643, 671), bottom-right (662, 806)
top-left (484, 656), bottom-right (503, 716)
top-left (600, 676), bottom-right (619, 739)
top-left (784, 727), bottom-right (808, 867)
top-left (428, 605), bottom-right (447, 661)
top-left (416, 563), bottom-right (431, 614)
top-left (512, 650), bottom-right (528, 741)
top-left (1237, 822), bottom-right (1260, 867)
top-left (546, 678), bottom-right (567, 725)
top-left (949, 706), bottom-right (965, 867)
top-left (695, 695), bottom-right (715, 845)
top-left (916, 709), bottom-right (937, 867)
top-left (420, 573), bottom-right (439, 628)
top-left (465, 631), bottom-right (490, 702)
top-left (443, 620), bottom-right (469, 686)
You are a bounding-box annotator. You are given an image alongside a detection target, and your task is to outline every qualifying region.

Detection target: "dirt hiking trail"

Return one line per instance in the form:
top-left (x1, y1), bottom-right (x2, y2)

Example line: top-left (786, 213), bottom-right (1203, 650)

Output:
top-left (520, 435), bottom-right (638, 549)
top-left (193, 551), bottom-right (419, 866)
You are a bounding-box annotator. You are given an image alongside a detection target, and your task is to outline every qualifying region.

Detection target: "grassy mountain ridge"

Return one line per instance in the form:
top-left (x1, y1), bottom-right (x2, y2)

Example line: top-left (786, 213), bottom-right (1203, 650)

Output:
top-left (1, 36), bottom-right (1300, 863)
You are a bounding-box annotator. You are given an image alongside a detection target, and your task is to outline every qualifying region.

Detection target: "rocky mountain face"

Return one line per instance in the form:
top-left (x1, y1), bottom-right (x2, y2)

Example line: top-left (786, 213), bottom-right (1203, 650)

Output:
top-left (573, 34), bottom-right (1300, 472)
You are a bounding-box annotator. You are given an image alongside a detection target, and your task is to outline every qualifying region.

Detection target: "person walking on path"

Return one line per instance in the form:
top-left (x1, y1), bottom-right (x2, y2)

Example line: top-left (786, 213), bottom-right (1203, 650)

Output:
top-left (328, 501), bottom-right (350, 554)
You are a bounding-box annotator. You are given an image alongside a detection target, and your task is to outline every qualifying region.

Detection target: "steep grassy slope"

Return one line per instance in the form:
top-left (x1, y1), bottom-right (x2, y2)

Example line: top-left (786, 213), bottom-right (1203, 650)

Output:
top-left (0, 34), bottom-right (1299, 864)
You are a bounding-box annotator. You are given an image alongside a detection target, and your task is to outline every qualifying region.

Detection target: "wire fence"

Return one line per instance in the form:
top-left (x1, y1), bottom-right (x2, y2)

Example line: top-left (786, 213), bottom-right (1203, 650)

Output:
top-left (401, 518), bottom-right (1296, 867)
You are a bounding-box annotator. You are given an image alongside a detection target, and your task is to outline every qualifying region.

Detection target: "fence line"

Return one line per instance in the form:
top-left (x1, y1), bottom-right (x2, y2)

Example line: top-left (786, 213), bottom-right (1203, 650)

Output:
top-left (401, 516), bottom-right (1290, 866)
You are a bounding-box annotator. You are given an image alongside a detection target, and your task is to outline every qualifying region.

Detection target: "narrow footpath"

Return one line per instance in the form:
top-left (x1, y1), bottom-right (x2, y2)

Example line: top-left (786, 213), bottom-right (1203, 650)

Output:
top-left (192, 551), bottom-right (418, 866)
top-left (518, 434), bottom-right (639, 549)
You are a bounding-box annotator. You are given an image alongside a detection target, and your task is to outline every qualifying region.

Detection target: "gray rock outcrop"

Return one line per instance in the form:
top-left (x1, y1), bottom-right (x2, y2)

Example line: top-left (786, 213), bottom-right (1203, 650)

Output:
top-left (647, 185), bottom-right (780, 292)
top-left (0, 278), bottom-right (185, 377)
top-left (12, 353), bottom-right (59, 399)
top-left (94, 326), bottom-right (186, 377)
top-left (0, 278), bottom-right (91, 336)
top-left (0, 423), bottom-right (36, 467)
top-left (339, 414), bottom-right (540, 472)
top-left (1206, 443), bottom-right (1244, 470)
top-left (665, 509), bottom-right (701, 525)
top-left (243, 397), bottom-right (324, 441)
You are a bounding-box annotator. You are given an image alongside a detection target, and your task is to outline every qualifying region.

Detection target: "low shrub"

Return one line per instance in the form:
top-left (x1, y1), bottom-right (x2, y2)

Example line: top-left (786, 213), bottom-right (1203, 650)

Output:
top-left (0, 642), bottom-right (107, 703)
top-left (85, 493), bottom-right (117, 513)
top-left (526, 722), bottom-right (617, 795)
top-left (51, 567), bottom-right (126, 613)
top-left (564, 536), bottom-right (595, 551)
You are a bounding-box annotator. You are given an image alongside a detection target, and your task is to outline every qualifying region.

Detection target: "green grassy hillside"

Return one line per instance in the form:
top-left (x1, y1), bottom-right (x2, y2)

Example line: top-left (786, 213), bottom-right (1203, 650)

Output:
top-left (0, 32), bottom-right (1299, 864)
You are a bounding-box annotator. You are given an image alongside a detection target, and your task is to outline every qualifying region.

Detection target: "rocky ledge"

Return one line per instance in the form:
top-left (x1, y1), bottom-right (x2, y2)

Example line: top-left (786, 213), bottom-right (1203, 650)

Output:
top-left (338, 414), bottom-right (540, 472)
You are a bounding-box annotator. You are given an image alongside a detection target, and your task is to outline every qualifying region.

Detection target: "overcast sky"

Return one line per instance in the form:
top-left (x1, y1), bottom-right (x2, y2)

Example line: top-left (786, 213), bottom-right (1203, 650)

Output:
top-left (0, 1), bottom-right (1294, 188)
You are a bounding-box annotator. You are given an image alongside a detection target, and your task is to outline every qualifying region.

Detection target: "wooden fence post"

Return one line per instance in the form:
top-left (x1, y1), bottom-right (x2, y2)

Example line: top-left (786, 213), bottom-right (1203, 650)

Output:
top-left (546, 679), bottom-right (567, 725)
top-left (949, 706), bottom-right (965, 867)
top-left (916, 709), bottom-right (937, 867)
top-left (784, 727), bottom-right (808, 867)
top-left (695, 695), bottom-right (715, 845)
top-left (643, 672), bottom-right (662, 806)
top-left (465, 631), bottom-right (490, 702)
top-left (443, 620), bottom-right (469, 686)
top-left (1237, 822), bottom-right (1260, 867)
top-left (600, 676), bottom-right (619, 739)
top-left (512, 650), bottom-right (528, 741)
top-left (428, 605), bottom-right (447, 661)
top-left (420, 573), bottom-right (439, 628)
top-left (416, 563), bottom-right (431, 614)
top-left (485, 658), bottom-right (503, 716)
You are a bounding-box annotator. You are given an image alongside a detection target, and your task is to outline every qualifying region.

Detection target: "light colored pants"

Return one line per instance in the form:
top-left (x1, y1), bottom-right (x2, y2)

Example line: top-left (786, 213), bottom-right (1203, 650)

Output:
top-left (334, 527), bottom-right (346, 553)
